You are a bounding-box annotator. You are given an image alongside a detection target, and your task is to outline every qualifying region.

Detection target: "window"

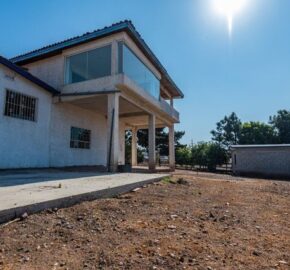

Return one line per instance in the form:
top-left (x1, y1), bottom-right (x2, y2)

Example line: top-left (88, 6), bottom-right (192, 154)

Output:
top-left (70, 127), bottom-right (91, 149)
top-left (4, 90), bottom-right (37, 121)
top-left (65, 45), bottom-right (112, 84)
top-left (118, 42), bottom-right (160, 100)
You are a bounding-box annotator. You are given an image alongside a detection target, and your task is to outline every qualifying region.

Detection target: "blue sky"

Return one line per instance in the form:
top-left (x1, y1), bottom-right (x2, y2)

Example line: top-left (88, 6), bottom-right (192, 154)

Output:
top-left (1, 0), bottom-right (290, 144)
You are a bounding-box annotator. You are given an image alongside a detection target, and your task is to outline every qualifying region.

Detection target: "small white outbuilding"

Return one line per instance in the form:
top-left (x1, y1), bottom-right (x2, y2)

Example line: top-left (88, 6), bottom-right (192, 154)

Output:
top-left (231, 145), bottom-right (290, 179)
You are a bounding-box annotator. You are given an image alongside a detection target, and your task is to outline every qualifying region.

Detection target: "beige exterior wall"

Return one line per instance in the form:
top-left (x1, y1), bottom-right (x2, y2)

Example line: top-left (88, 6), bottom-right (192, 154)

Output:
top-left (23, 32), bottom-right (161, 90)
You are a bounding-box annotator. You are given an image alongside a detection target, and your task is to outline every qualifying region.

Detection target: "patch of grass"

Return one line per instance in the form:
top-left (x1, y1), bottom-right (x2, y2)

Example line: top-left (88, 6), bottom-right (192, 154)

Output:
top-left (161, 176), bottom-right (172, 184)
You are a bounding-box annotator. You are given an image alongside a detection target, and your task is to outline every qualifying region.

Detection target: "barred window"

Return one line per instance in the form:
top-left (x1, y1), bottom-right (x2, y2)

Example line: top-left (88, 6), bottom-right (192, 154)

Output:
top-left (4, 90), bottom-right (37, 121)
top-left (70, 127), bottom-right (91, 149)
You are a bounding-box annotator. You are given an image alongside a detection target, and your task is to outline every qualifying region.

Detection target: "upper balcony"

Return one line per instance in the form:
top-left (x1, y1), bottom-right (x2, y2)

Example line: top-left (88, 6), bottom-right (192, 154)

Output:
top-left (11, 21), bottom-right (184, 121)
top-left (62, 73), bottom-right (180, 123)
top-left (62, 40), bottom-right (180, 122)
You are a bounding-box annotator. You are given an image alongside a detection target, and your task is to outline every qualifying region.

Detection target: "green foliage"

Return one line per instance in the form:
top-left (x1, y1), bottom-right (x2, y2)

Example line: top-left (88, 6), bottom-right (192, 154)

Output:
top-left (175, 146), bottom-right (192, 166)
top-left (239, 121), bottom-right (278, 144)
top-left (125, 128), bottom-right (185, 164)
top-left (137, 128), bottom-right (186, 155)
top-left (269, 109), bottom-right (290, 143)
top-left (125, 130), bottom-right (146, 164)
top-left (191, 142), bottom-right (228, 171)
top-left (161, 176), bottom-right (172, 184)
top-left (211, 112), bottom-right (241, 148)
top-left (211, 110), bottom-right (290, 146)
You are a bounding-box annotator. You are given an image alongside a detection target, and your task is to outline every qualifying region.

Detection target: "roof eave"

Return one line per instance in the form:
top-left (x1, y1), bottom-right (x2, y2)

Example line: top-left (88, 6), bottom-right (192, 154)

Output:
top-left (0, 56), bottom-right (59, 95)
top-left (10, 21), bottom-right (183, 98)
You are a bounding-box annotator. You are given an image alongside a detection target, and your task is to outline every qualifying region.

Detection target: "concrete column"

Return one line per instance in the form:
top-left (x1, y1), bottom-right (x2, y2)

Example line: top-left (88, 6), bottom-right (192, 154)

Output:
top-left (107, 93), bottom-right (119, 172)
top-left (111, 40), bottom-right (119, 75)
top-left (131, 127), bottom-right (138, 166)
top-left (169, 124), bottom-right (175, 171)
top-left (148, 114), bottom-right (156, 172)
top-left (170, 98), bottom-right (174, 107)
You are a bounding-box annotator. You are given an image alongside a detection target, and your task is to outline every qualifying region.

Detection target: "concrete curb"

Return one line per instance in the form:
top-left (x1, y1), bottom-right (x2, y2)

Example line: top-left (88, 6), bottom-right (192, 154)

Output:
top-left (0, 175), bottom-right (165, 225)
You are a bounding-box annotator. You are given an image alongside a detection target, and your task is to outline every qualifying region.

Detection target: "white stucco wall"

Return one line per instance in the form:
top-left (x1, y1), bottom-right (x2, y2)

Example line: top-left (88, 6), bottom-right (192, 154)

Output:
top-left (49, 102), bottom-right (108, 167)
top-left (0, 65), bottom-right (52, 169)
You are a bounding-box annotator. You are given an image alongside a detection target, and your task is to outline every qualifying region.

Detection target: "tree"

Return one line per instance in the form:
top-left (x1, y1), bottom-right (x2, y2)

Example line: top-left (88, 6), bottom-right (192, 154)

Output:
top-left (125, 130), bottom-right (145, 164)
top-left (137, 128), bottom-right (186, 155)
top-left (206, 143), bottom-right (228, 171)
top-left (239, 121), bottom-right (278, 145)
top-left (269, 110), bottom-right (290, 143)
top-left (211, 112), bottom-right (242, 148)
top-left (175, 146), bottom-right (192, 166)
top-left (192, 142), bottom-right (208, 168)
top-left (191, 142), bottom-right (228, 171)
top-left (125, 128), bottom-right (186, 165)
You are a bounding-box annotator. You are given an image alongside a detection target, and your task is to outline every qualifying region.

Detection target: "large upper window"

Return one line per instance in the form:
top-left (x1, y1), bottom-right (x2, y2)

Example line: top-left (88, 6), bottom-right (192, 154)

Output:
top-left (65, 45), bottom-right (112, 84)
top-left (4, 90), bottom-right (37, 122)
top-left (118, 43), bottom-right (160, 100)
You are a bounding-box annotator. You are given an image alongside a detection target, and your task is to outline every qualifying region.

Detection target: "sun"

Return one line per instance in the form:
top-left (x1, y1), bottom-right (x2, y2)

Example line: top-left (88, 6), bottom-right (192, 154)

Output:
top-left (213, 0), bottom-right (247, 35)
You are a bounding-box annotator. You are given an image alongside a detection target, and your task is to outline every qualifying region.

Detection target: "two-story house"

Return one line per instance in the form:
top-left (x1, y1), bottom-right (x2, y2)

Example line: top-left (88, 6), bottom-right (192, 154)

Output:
top-left (0, 21), bottom-right (183, 172)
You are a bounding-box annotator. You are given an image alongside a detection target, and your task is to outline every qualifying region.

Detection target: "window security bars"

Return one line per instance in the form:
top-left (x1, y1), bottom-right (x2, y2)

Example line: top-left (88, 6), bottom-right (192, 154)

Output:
top-left (4, 90), bottom-right (37, 121)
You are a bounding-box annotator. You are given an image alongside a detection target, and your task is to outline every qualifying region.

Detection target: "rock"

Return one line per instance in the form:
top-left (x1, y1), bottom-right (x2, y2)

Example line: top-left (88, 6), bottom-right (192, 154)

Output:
top-left (278, 260), bottom-right (287, 265)
top-left (23, 256), bottom-right (30, 262)
top-left (77, 216), bottom-right (84, 221)
top-left (179, 256), bottom-right (185, 262)
top-left (21, 212), bottom-right (28, 220)
top-left (168, 225), bottom-right (176, 230)
top-left (132, 188), bottom-right (141, 192)
top-left (169, 253), bottom-right (175, 258)
top-left (177, 178), bottom-right (189, 185)
top-left (253, 250), bottom-right (262, 256)
top-left (170, 214), bottom-right (178, 219)
top-left (60, 261), bottom-right (66, 267)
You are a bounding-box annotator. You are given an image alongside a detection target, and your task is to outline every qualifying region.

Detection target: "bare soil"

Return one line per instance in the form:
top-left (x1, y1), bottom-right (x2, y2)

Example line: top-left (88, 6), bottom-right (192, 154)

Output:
top-left (0, 171), bottom-right (289, 270)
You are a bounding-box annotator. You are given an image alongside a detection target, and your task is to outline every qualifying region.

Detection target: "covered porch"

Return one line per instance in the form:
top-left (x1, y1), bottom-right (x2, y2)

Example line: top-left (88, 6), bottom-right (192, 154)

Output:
top-left (55, 90), bottom-right (176, 173)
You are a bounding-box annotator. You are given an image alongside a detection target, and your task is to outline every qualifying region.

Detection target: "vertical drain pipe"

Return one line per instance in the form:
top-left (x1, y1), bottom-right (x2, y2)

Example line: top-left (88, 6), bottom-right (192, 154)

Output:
top-left (108, 108), bottom-right (115, 172)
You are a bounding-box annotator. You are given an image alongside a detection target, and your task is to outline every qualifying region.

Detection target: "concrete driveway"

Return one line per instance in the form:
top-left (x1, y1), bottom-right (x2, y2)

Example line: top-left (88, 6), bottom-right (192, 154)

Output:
top-left (0, 169), bottom-right (168, 224)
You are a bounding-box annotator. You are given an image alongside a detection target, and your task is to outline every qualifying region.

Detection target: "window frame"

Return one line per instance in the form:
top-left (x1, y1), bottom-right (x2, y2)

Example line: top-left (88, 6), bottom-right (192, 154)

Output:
top-left (70, 126), bottom-right (91, 150)
top-left (64, 43), bottom-right (113, 85)
top-left (3, 89), bottom-right (38, 122)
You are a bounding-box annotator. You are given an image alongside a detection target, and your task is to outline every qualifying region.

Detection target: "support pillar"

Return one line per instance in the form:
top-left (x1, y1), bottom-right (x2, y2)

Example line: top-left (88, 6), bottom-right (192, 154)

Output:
top-left (169, 124), bottom-right (175, 171)
top-left (131, 127), bottom-right (138, 167)
top-left (107, 93), bottom-right (119, 172)
top-left (148, 114), bottom-right (156, 172)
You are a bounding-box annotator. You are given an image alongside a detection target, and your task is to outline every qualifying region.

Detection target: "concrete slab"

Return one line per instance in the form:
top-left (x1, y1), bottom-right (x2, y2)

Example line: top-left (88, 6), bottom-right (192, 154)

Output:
top-left (0, 171), bottom-right (169, 224)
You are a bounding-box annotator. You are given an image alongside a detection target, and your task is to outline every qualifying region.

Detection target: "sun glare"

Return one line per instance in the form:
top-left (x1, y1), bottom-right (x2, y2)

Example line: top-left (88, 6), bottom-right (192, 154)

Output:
top-left (213, 0), bottom-right (247, 36)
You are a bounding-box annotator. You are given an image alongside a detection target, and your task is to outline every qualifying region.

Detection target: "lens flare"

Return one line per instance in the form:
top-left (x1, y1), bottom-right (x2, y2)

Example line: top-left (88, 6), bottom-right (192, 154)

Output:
top-left (213, 0), bottom-right (247, 35)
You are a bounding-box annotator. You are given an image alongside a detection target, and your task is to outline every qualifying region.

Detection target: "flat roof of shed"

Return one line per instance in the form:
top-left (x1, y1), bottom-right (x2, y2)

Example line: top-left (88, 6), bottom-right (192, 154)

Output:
top-left (231, 144), bottom-right (290, 149)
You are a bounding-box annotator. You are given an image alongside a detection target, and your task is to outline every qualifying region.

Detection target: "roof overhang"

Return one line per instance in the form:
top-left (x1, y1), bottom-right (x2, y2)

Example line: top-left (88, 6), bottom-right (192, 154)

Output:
top-left (0, 55), bottom-right (59, 95)
top-left (10, 21), bottom-right (184, 99)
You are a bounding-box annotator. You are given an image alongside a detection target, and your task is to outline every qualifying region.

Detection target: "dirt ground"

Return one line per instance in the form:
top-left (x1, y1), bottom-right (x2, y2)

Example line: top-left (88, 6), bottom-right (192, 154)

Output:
top-left (0, 171), bottom-right (289, 270)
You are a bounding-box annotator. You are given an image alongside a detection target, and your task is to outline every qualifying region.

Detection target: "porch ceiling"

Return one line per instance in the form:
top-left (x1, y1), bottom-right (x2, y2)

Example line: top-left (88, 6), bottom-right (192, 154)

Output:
top-left (60, 94), bottom-right (168, 128)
